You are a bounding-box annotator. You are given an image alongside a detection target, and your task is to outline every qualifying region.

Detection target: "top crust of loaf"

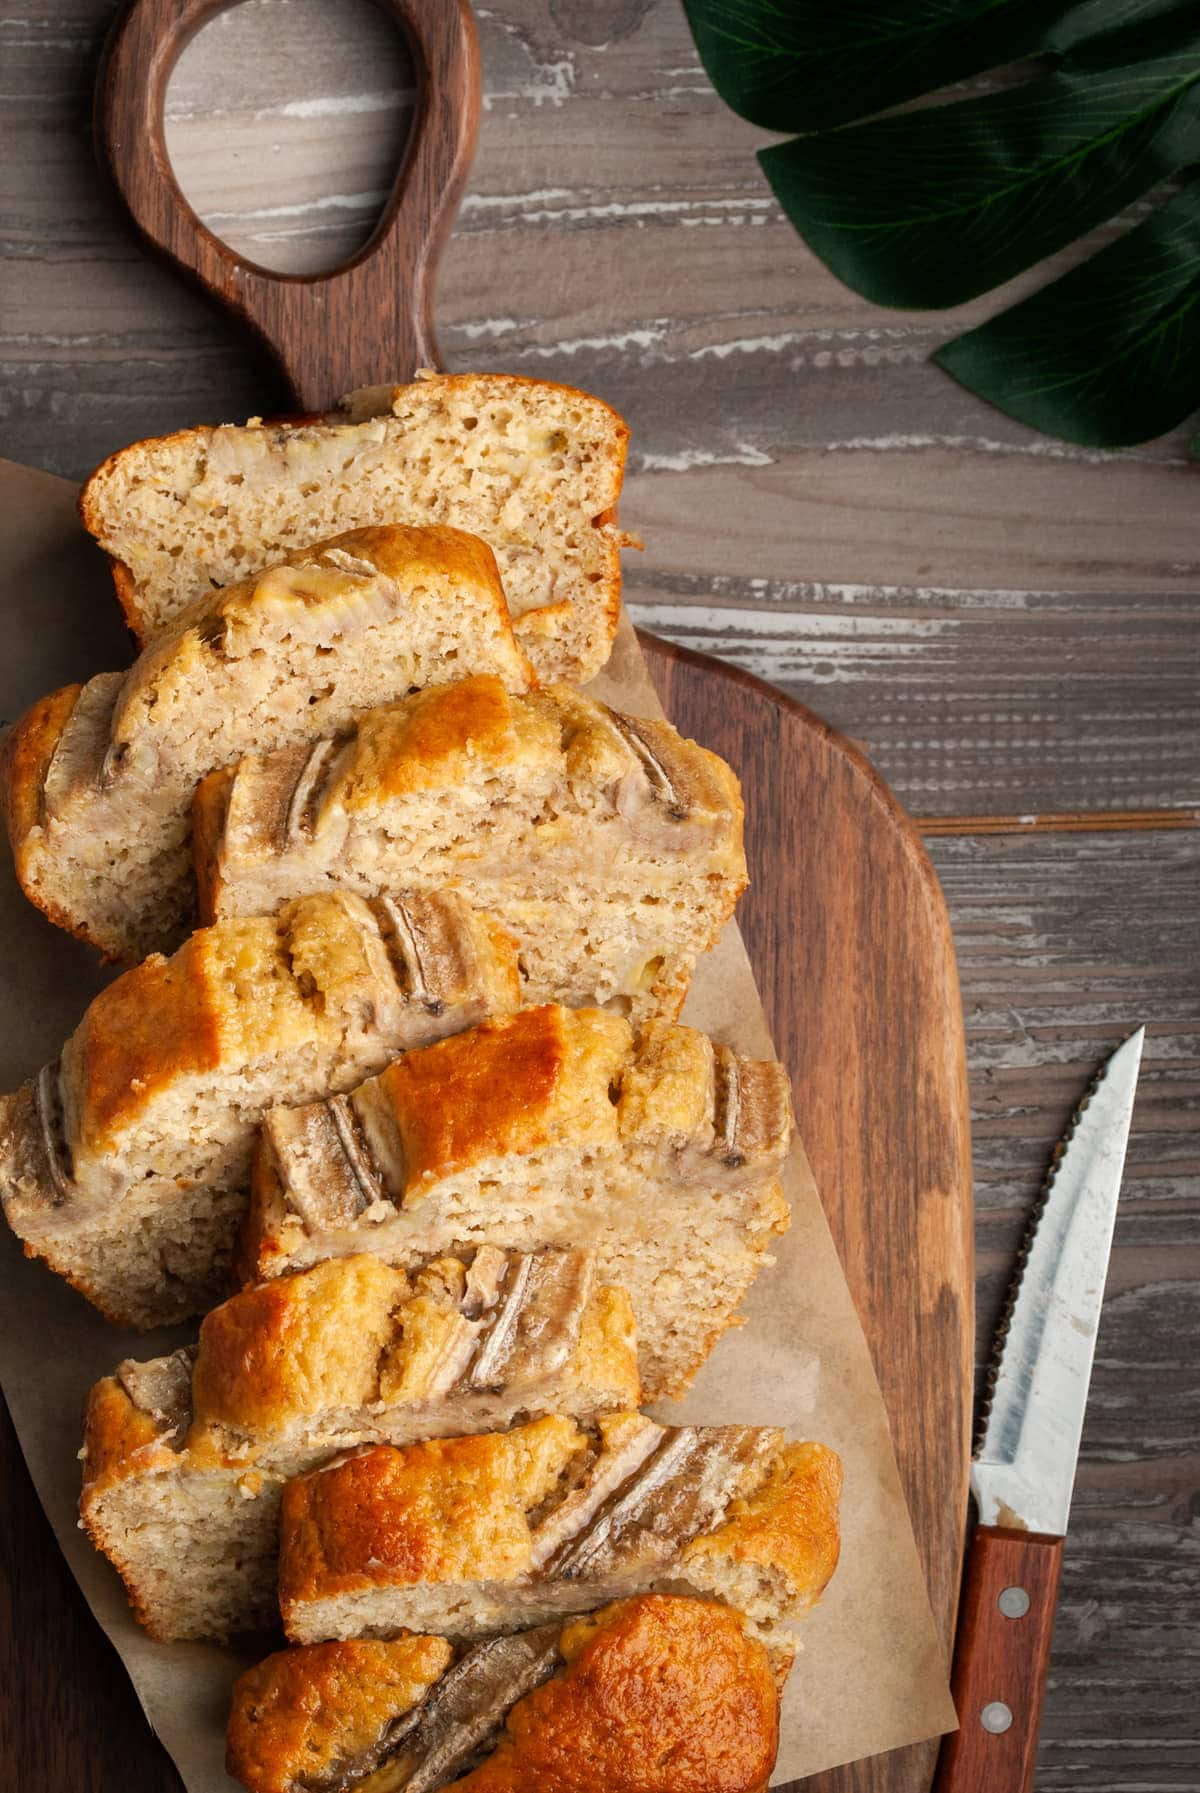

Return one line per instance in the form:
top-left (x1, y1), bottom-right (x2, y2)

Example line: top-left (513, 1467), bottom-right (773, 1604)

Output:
top-left (455, 1596), bottom-right (782, 1793)
top-left (683, 1440), bottom-right (844, 1613)
top-left (225, 1596), bottom-right (783, 1793)
top-left (80, 373), bottom-right (633, 683)
top-left (66, 930), bottom-right (226, 1154)
top-left (378, 1006), bottom-right (792, 1199)
top-left (277, 1415), bottom-right (841, 1620)
top-left (1, 526), bottom-right (534, 962)
top-left (242, 1004), bottom-right (795, 1302)
top-left (226, 1635), bottom-right (455, 1793)
top-left (377, 1006), bottom-right (631, 1196)
top-left (80, 1251), bottom-right (641, 1504)
top-left (281, 1417), bottom-right (587, 1602)
top-left (65, 893), bottom-right (513, 1160)
top-left (110, 521), bottom-right (532, 740)
top-left (0, 890), bottom-right (520, 1272)
top-left (0, 685), bottom-right (89, 943)
top-left (192, 675), bottom-right (747, 943)
top-left (187, 1258), bottom-right (638, 1456)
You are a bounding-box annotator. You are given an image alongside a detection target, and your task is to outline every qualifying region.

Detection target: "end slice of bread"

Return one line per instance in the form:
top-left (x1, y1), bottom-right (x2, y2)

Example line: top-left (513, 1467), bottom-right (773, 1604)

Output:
top-left (1, 525), bottom-right (533, 961)
top-left (79, 373), bottom-right (633, 683)
top-left (80, 1247), bottom-right (638, 1641)
top-left (277, 1414), bottom-right (842, 1646)
top-left (0, 891), bottom-right (518, 1327)
top-left (243, 1005), bottom-right (794, 1399)
top-left (226, 1595), bottom-right (790, 1793)
top-left (193, 676), bottom-right (746, 1025)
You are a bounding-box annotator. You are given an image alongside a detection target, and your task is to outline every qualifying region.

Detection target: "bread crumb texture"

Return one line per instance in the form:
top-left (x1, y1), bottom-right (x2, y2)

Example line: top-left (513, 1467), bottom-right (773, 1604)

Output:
top-left (80, 373), bottom-right (632, 682)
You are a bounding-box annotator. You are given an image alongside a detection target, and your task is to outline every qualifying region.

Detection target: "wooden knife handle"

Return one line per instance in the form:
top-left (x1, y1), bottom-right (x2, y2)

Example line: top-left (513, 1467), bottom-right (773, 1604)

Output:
top-left (935, 1526), bottom-right (1064, 1793)
top-left (94, 0), bottom-right (481, 410)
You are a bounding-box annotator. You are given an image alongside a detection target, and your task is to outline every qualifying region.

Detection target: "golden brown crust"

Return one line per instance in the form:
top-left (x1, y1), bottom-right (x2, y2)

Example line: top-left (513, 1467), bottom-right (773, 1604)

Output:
top-left (337, 676), bottom-right (527, 809)
top-left (78, 1375), bottom-right (201, 1638)
top-left (115, 523), bottom-right (533, 750)
top-left (279, 1419), bottom-right (585, 1615)
top-left (0, 684), bottom-right (78, 856)
top-left (66, 937), bottom-right (222, 1156)
top-left (40, 892), bottom-right (520, 1196)
top-left (375, 1006), bottom-right (628, 1199)
top-left (186, 1259), bottom-right (638, 1451)
top-left (315, 524), bottom-right (517, 627)
top-left (0, 685), bottom-right (94, 942)
top-left (227, 1636), bottom-right (454, 1793)
top-left (684, 1442), bottom-right (843, 1611)
top-left (191, 764), bottom-right (232, 921)
top-left (453, 1595), bottom-right (780, 1793)
top-left (277, 1417), bottom-right (839, 1637)
top-left (223, 1597), bottom-right (778, 1793)
top-left (191, 1255), bottom-right (409, 1442)
top-left (79, 1374), bottom-right (182, 1506)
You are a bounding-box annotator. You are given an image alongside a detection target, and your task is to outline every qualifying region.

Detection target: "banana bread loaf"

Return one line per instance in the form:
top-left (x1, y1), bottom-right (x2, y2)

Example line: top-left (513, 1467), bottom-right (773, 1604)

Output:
top-left (193, 676), bottom-right (746, 1023)
top-left (278, 1414), bottom-right (842, 1645)
top-left (81, 1247), bottom-right (638, 1640)
top-left (79, 373), bottom-right (632, 683)
top-left (1, 525), bottom-right (533, 961)
top-left (0, 891), bottom-right (517, 1327)
top-left (226, 1595), bottom-right (792, 1793)
top-left (243, 1004), bottom-right (794, 1398)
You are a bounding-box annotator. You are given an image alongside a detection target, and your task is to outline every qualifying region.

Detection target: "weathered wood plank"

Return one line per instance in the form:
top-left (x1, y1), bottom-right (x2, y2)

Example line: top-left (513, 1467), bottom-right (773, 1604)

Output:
top-left (629, 587), bottom-right (1200, 818)
top-left (5, 0), bottom-right (1200, 497)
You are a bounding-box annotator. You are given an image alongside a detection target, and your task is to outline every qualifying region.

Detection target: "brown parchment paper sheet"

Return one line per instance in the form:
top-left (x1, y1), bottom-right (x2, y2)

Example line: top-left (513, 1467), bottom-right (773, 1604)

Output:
top-left (0, 457), bottom-right (957, 1789)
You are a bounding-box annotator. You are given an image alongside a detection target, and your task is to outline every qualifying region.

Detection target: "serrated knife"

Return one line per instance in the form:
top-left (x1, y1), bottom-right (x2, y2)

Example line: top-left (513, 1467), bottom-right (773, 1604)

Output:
top-left (935, 1027), bottom-right (1145, 1793)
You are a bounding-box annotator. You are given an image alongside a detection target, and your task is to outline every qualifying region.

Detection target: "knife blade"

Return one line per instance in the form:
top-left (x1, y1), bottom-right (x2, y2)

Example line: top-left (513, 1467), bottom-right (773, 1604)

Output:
top-left (935, 1027), bottom-right (1144, 1793)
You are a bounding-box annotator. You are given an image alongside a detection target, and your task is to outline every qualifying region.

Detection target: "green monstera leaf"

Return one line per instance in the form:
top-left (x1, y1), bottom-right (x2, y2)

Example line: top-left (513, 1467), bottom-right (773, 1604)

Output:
top-left (682, 0), bottom-right (1200, 446)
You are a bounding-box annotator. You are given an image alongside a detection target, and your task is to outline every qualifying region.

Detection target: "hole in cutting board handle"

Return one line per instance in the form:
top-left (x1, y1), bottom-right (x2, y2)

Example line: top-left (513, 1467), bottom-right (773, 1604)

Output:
top-left (164, 0), bottom-right (417, 278)
top-left (96, 0), bottom-right (482, 408)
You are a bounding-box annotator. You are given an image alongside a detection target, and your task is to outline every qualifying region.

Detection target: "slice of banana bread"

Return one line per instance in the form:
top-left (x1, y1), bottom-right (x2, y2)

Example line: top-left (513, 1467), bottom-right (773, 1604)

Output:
top-left (79, 373), bottom-right (633, 683)
top-left (243, 1004), bottom-right (794, 1399)
top-left (278, 1415), bottom-right (842, 1646)
top-left (193, 676), bottom-right (747, 1023)
top-left (226, 1596), bottom-right (792, 1793)
top-left (1, 525), bottom-right (533, 961)
top-left (0, 891), bottom-right (517, 1327)
top-left (81, 1247), bottom-right (638, 1641)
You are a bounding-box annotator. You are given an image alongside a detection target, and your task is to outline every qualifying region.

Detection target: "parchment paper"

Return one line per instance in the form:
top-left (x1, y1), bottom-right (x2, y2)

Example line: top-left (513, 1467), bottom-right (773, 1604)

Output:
top-left (0, 456), bottom-right (957, 1789)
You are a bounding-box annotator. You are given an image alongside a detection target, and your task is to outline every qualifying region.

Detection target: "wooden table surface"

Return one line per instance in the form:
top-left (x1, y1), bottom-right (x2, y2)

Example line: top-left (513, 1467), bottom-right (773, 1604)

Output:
top-left (2, 1), bottom-right (1197, 1787)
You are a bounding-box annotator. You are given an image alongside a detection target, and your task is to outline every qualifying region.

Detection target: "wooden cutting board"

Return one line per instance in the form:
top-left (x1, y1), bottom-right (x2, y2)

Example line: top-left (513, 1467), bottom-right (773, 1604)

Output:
top-left (0, 0), bottom-right (975, 1784)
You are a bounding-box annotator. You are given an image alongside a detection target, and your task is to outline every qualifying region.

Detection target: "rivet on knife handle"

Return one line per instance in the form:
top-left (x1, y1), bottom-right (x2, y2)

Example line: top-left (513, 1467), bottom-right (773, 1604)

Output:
top-left (935, 1527), bottom-right (1064, 1793)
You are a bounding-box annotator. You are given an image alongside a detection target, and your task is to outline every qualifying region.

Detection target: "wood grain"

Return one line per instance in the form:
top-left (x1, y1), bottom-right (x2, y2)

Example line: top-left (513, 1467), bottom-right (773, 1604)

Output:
top-left (936, 1529), bottom-right (1065, 1793)
top-left (917, 811), bottom-right (1200, 836)
top-left (625, 583), bottom-right (1200, 820)
top-left (96, 0), bottom-right (479, 407)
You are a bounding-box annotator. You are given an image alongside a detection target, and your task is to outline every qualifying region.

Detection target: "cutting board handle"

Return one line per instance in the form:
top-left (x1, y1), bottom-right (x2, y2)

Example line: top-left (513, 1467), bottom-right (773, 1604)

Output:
top-left (95, 0), bottom-right (481, 411)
